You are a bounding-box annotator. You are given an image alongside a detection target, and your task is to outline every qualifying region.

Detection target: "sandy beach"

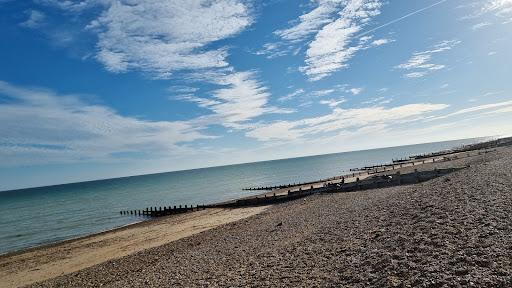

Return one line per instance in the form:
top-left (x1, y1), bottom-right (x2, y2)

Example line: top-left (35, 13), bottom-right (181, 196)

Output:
top-left (0, 207), bottom-right (268, 288)
top-left (1, 145), bottom-right (511, 287)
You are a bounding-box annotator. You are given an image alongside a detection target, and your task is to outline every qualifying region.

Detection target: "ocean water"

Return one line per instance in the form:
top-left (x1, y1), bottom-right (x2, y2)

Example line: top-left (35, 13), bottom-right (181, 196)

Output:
top-left (0, 138), bottom-right (484, 255)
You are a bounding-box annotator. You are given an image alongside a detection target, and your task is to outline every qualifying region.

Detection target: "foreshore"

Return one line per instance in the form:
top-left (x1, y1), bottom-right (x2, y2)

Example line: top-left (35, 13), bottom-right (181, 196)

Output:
top-left (0, 207), bottom-right (268, 288)
top-left (1, 143), bottom-right (511, 287)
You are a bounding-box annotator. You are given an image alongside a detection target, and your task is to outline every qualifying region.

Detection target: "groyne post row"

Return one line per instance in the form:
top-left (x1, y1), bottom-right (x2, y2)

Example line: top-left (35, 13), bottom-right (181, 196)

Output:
top-left (121, 167), bottom-right (462, 218)
top-left (213, 168), bottom-right (461, 208)
top-left (399, 137), bottom-right (509, 162)
top-left (120, 204), bottom-right (207, 217)
top-left (244, 149), bottom-right (489, 192)
top-left (354, 148), bottom-right (496, 174)
top-left (119, 142), bottom-right (510, 219)
top-left (241, 174), bottom-right (358, 191)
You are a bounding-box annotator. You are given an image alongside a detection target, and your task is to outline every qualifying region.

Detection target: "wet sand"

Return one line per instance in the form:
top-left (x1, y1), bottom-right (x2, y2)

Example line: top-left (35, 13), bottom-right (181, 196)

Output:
top-left (0, 206), bottom-right (268, 288)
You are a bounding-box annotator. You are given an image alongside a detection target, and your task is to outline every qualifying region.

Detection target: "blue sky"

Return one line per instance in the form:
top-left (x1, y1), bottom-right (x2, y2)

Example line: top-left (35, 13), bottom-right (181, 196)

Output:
top-left (1, 0), bottom-right (511, 190)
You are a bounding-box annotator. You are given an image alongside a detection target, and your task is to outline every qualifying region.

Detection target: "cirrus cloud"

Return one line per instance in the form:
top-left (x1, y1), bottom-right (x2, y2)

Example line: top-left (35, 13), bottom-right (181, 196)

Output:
top-left (396, 40), bottom-right (460, 79)
top-left (0, 81), bottom-right (212, 166)
top-left (246, 103), bottom-right (449, 142)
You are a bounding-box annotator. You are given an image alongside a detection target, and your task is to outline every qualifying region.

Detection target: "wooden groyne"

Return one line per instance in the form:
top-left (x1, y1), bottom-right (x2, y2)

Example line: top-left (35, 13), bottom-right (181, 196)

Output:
top-left (406, 137), bottom-right (510, 162)
top-left (119, 137), bottom-right (512, 219)
top-left (120, 204), bottom-right (206, 217)
top-left (120, 167), bottom-right (462, 218)
top-left (352, 147), bottom-right (497, 173)
top-left (243, 172), bottom-right (369, 191)
top-left (204, 167), bottom-right (463, 208)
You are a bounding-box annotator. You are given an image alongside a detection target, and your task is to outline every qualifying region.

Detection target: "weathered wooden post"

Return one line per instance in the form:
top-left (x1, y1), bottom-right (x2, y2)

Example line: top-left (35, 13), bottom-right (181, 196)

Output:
top-left (414, 169), bottom-right (419, 183)
top-left (396, 171), bottom-right (401, 185)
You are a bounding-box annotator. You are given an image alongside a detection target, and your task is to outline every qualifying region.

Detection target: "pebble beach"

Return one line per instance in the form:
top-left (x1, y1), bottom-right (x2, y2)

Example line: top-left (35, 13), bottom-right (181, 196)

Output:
top-left (15, 146), bottom-right (511, 287)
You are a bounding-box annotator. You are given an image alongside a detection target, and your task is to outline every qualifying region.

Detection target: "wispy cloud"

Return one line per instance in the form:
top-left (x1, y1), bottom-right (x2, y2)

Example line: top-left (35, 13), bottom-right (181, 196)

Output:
top-left (483, 0), bottom-right (512, 22)
top-left (445, 100), bottom-right (512, 117)
top-left (246, 103), bottom-right (448, 142)
top-left (20, 10), bottom-right (46, 29)
top-left (396, 40), bottom-right (460, 78)
top-left (461, 0), bottom-right (512, 23)
top-left (278, 88), bottom-right (305, 102)
top-left (274, 0), bottom-right (342, 42)
top-left (357, 0), bottom-right (449, 38)
top-left (349, 87), bottom-right (364, 95)
top-left (472, 21), bottom-right (492, 30)
top-left (275, 0), bottom-right (448, 81)
top-left (0, 81), bottom-right (212, 166)
top-left (311, 89), bottom-right (336, 97)
top-left (319, 98), bottom-right (346, 107)
top-left (36, 0), bottom-right (108, 12)
top-left (425, 99), bottom-right (512, 122)
top-left (254, 42), bottom-right (291, 59)
top-left (371, 38), bottom-right (394, 46)
top-left (299, 0), bottom-right (383, 81)
top-left (181, 71), bottom-right (293, 128)
top-left (361, 96), bottom-right (392, 105)
top-left (168, 86), bottom-right (199, 94)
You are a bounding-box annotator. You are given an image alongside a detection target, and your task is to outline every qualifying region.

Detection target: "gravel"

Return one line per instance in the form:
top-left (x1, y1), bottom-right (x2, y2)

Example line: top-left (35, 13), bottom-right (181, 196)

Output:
top-left (31, 148), bottom-right (512, 288)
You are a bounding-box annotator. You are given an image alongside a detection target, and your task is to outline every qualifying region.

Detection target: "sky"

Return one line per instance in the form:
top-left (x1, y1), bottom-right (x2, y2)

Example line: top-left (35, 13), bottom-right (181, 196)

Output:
top-left (0, 0), bottom-right (511, 191)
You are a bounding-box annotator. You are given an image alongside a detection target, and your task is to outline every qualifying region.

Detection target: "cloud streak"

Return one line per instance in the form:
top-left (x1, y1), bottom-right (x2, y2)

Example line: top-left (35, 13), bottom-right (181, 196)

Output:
top-left (300, 0), bottom-right (383, 81)
top-left (20, 10), bottom-right (46, 28)
top-left (180, 71), bottom-right (293, 128)
top-left (246, 103), bottom-right (449, 141)
top-left (0, 81), bottom-right (212, 166)
top-left (396, 40), bottom-right (460, 78)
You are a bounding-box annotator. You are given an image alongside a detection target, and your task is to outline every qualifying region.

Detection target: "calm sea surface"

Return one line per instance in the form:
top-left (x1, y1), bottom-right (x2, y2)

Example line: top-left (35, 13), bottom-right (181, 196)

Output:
top-left (0, 138), bottom-right (484, 254)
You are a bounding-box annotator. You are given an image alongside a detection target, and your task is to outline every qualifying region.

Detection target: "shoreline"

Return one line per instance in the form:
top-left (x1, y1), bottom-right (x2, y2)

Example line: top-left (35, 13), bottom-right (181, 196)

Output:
top-left (25, 144), bottom-right (512, 287)
top-left (1, 138), bottom-right (509, 287)
top-left (0, 220), bottom-right (145, 258)
top-left (0, 137), bottom-right (498, 257)
top-left (0, 206), bottom-right (269, 288)
top-left (0, 136), bottom-right (489, 194)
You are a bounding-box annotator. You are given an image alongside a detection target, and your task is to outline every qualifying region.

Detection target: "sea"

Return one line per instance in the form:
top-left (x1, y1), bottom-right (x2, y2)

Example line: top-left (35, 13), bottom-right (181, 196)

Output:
top-left (0, 138), bottom-right (486, 255)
